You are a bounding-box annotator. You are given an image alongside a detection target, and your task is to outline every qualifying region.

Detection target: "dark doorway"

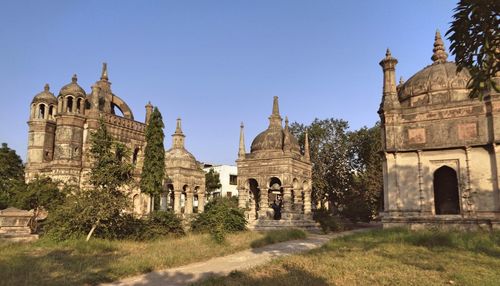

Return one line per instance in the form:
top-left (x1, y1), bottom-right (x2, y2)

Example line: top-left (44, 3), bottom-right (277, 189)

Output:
top-left (433, 166), bottom-right (460, 215)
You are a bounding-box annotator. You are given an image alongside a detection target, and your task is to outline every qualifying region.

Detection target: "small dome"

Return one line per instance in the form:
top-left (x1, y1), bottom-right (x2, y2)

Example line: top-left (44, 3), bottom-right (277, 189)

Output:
top-left (59, 74), bottom-right (86, 98)
top-left (398, 61), bottom-right (471, 101)
top-left (251, 127), bottom-right (284, 152)
top-left (32, 84), bottom-right (57, 104)
top-left (165, 148), bottom-right (199, 170)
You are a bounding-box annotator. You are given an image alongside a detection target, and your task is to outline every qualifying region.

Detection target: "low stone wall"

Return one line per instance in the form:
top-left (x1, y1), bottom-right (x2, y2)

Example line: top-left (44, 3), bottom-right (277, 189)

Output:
top-left (0, 207), bottom-right (39, 242)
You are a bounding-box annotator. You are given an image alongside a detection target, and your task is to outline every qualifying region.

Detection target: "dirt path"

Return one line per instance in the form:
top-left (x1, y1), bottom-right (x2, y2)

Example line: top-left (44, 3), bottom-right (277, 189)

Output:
top-left (103, 228), bottom-right (375, 286)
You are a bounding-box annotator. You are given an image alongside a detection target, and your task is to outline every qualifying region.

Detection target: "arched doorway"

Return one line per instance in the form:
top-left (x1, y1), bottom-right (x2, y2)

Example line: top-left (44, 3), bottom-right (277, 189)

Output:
top-left (248, 179), bottom-right (260, 219)
top-left (269, 177), bottom-right (282, 220)
top-left (433, 166), bottom-right (460, 215)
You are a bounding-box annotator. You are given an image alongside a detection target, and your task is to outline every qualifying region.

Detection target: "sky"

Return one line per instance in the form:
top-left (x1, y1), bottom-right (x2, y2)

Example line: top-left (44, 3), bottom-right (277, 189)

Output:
top-left (0, 0), bottom-right (457, 165)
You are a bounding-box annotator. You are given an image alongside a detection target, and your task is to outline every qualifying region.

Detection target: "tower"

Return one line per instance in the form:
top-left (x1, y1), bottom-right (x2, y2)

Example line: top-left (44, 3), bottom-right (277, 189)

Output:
top-left (26, 84), bottom-right (57, 181)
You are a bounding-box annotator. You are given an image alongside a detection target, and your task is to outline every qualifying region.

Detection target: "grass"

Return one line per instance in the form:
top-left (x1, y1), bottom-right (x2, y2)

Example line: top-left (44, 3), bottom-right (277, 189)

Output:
top-left (0, 229), bottom-right (305, 286)
top-left (250, 228), bottom-right (307, 248)
top-left (198, 228), bottom-right (500, 286)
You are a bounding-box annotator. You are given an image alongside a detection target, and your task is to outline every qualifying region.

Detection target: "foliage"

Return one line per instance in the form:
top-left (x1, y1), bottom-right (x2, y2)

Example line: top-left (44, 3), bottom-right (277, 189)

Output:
top-left (345, 124), bottom-right (383, 222)
top-left (45, 118), bottom-right (134, 241)
top-left (250, 228), bottom-right (306, 248)
top-left (205, 168), bottom-right (222, 197)
top-left (312, 208), bottom-right (345, 233)
top-left (191, 197), bottom-right (246, 243)
top-left (290, 118), bottom-right (352, 213)
top-left (14, 176), bottom-right (65, 212)
top-left (446, 0), bottom-right (500, 99)
top-left (0, 143), bottom-right (25, 209)
top-left (140, 211), bottom-right (185, 239)
top-left (141, 107), bottom-right (166, 210)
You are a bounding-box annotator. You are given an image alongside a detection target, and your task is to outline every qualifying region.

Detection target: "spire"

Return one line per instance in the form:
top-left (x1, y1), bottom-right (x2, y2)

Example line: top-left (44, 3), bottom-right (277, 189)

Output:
top-left (304, 129), bottom-right (310, 161)
top-left (268, 96), bottom-right (283, 128)
top-left (72, 74), bottom-right (78, 83)
top-left (172, 118), bottom-right (186, 149)
top-left (44, 83), bottom-right (49, 92)
top-left (379, 48), bottom-right (400, 112)
top-left (283, 116), bottom-right (292, 152)
top-left (145, 101), bottom-right (153, 124)
top-left (101, 62), bottom-right (109, 81)
top-left (431, 30), bottom-right (448, 64)
top-left (285, 116), bottom-right (289, 128)
top-left (238, 122), bottom-right (246, 159)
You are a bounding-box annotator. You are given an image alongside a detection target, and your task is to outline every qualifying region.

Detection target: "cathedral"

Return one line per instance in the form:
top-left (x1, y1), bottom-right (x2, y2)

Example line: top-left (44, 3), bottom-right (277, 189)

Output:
top-left (380, 31), bottom-right (500, 230)
top-left (26, 64), bottom-right (205, 215)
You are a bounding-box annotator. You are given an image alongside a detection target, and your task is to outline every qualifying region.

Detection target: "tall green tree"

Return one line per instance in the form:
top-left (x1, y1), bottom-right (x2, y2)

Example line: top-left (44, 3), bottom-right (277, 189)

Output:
top-left (141, 107), bottom-right (165, 211)
top-left (0, 143), bottom-right (25, 209)
top-left (290, 118), bottom-right (352, 213)
top-left (205, 168), bottom-right (222, 198)
top-left (446, 0), bottom-right (500, 99)
top-left (85, 118), bottom-right (133, 241)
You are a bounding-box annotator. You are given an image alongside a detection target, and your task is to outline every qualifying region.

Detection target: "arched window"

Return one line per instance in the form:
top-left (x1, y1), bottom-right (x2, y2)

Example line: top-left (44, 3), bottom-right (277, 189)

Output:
top-left (66, 97), bottom-right (73, 113)
top-left (76, 98), bottom-right (82, 114)
top-left (132, 148), bottom-right (140, 165)
top-left (433, 166), bottom-right (460, 215)
top-left (38, 104), bottom-right (46, 119)
top-left (49, 105), bottom-right (54, 119)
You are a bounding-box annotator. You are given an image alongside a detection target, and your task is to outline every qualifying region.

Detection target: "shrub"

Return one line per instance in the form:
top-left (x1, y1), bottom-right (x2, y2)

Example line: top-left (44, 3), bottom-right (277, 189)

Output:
top-left (191, 197), bottom-right (246, 243)
top-left (313, 208), bottom-right (344, 233)
top-left (141, 211), bottom-right (184, 239)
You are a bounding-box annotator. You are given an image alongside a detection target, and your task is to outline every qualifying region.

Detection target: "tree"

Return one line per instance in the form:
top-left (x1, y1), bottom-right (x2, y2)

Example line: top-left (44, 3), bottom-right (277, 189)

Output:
top-left (85, 118), bottom-right (134, 241)
top-left (290, 118), bottom-right (352, 213)
top-left (141, 107), bottom-right (165, 211)
top-left (446, 0), bottom-right (500, 99)
top-left (0, 143), bottom-right (25, 209)
top-left (346, 124), bottom-right (383, 221)
top-left (205, 168), bottom-right (222, 198)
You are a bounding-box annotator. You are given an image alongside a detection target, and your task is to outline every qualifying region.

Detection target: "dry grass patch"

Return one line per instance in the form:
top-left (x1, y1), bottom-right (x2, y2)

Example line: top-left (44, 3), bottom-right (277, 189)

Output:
top-left (0, 231), bottom-right (271, 285)
top-left (199, 228), bottom-right (500, 286)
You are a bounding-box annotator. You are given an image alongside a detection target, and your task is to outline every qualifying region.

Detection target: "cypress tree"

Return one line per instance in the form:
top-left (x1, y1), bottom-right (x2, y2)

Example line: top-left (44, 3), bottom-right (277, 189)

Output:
top-left (141, 107), bottom-right (165, 211)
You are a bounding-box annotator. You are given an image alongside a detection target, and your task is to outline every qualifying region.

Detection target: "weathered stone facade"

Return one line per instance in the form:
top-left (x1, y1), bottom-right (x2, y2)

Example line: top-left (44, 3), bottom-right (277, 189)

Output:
top-left (161, 118), bottom-right (206, 215)
top-left (380, 31), bottom-right (500, 230)
top-left (237, 97), bottom-right (316, 230)
top-left (25, 64), bottom-right (205, 214)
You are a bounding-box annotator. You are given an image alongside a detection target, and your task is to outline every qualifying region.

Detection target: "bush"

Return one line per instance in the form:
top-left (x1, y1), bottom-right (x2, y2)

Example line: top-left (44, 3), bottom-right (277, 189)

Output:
top-left (313, 208), bottom-right (345, 233)
top-left (250, 228), bottom-right (307, 248)
top-left (191, 197), bottom-right (246, 243)
top-left (141, 211), bottom-right (184, 239)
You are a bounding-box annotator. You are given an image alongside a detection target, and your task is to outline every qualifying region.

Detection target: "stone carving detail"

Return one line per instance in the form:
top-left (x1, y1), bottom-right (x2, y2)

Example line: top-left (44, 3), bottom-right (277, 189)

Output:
top-left (458, 123), bottom-right (477, 140)
top-left (408, 128), bottom-right (426, 144)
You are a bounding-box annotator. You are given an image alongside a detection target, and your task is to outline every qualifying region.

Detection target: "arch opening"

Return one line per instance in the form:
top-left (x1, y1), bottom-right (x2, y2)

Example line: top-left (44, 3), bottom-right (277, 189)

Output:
top-left (433, 166), bottom-right (460, 215)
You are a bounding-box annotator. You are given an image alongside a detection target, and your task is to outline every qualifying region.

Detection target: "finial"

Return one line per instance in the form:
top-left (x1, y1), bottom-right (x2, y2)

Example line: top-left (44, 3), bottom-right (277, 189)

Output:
top-left (285, 116), bottom-right (289, 127)
top-left (238, 121), bottom-right (246, 158)
top-left (101, 62), bottom-right (108, 81)
top-left (386, 48), bottom-right (391, 57)
top-left (146, 101), bottom-right (153, 107)
top-left (431, 30), bottom-right (448, 64)
top-left (175, 117), bottom-right (183, 133)
top-left (399, 76), bottom-right (405, 85)
top-left (240, 121), bottom-right (244, 128)
top-left (72, 74), bottom-right (77, 83)
top-left (272, 96), bottom-right (280, 116)
top-left (44, 83), bottom-right (49, 91)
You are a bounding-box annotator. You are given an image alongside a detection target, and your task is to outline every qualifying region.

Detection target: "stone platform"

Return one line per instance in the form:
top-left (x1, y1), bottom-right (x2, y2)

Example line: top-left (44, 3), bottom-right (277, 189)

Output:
top-left (382, 215), bottom-right (500, 231)
top-left (247, 218), bottom-right (321, 232)
top-left (0, 207), bottom-right (39, 242)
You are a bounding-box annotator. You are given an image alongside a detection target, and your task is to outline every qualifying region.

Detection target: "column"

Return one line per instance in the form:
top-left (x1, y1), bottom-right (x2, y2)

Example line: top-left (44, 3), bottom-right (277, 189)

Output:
top-left (160, 192), bottom-right (167, 211)
top-left (198, 192), bottom-right (205, 213)
top-left (282, 187), bottom-right (292, 219)
top-left (238, 188), bottom-right (247, 209)
top-left (173, 190), bottom-right (181, 214)
top-left (294, 189), bottom-right (303, 214)
top-left (258, 188), bottom-right (269, 219)
top-left (185, 192), bottom-right (193, 214)
top-left (303, 190), bottom-right (312, 217)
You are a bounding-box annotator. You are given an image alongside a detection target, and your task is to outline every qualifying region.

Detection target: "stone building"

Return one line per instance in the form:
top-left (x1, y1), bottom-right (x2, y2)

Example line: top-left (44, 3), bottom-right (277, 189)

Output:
top-left (379, 31), bottom-right (500, 230)
top-left (236, 97), bottom-right (316, 230)
top-left (161, 118), bottom-right (206, 215)
top-left (27, 63), bottom-right (177, 215)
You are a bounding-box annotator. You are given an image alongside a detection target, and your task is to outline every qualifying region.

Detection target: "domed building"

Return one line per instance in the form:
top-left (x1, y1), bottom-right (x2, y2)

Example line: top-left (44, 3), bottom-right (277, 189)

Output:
top-left (237, 97), bottom-right (315, 230)
top-left (161, 118), bottom-right (206, 215)
top-left (380, 31), bottom-right (500, 230)
top-left (26, 63), bottom-right (152, 215)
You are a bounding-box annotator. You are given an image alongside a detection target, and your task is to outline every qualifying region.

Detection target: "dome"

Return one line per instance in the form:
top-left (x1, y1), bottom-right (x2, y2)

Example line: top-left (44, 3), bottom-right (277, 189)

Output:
top-left (397, 30), bottom-right (471, 103)
top-left (165, 148), bottom-right (199, 170)
top-left (398, 61), bottom-right (471, 101)
top-left (250, 127), bottom-right (301, 153)
top-left (32, 84), bottom-right (57, 104)
top-left (59, 74), bottom-right (86, 98)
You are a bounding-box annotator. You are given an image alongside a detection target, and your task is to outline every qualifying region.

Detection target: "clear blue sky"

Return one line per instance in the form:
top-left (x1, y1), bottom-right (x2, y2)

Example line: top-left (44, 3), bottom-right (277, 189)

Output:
top-left (0, 0), bottom-right (456, 165)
